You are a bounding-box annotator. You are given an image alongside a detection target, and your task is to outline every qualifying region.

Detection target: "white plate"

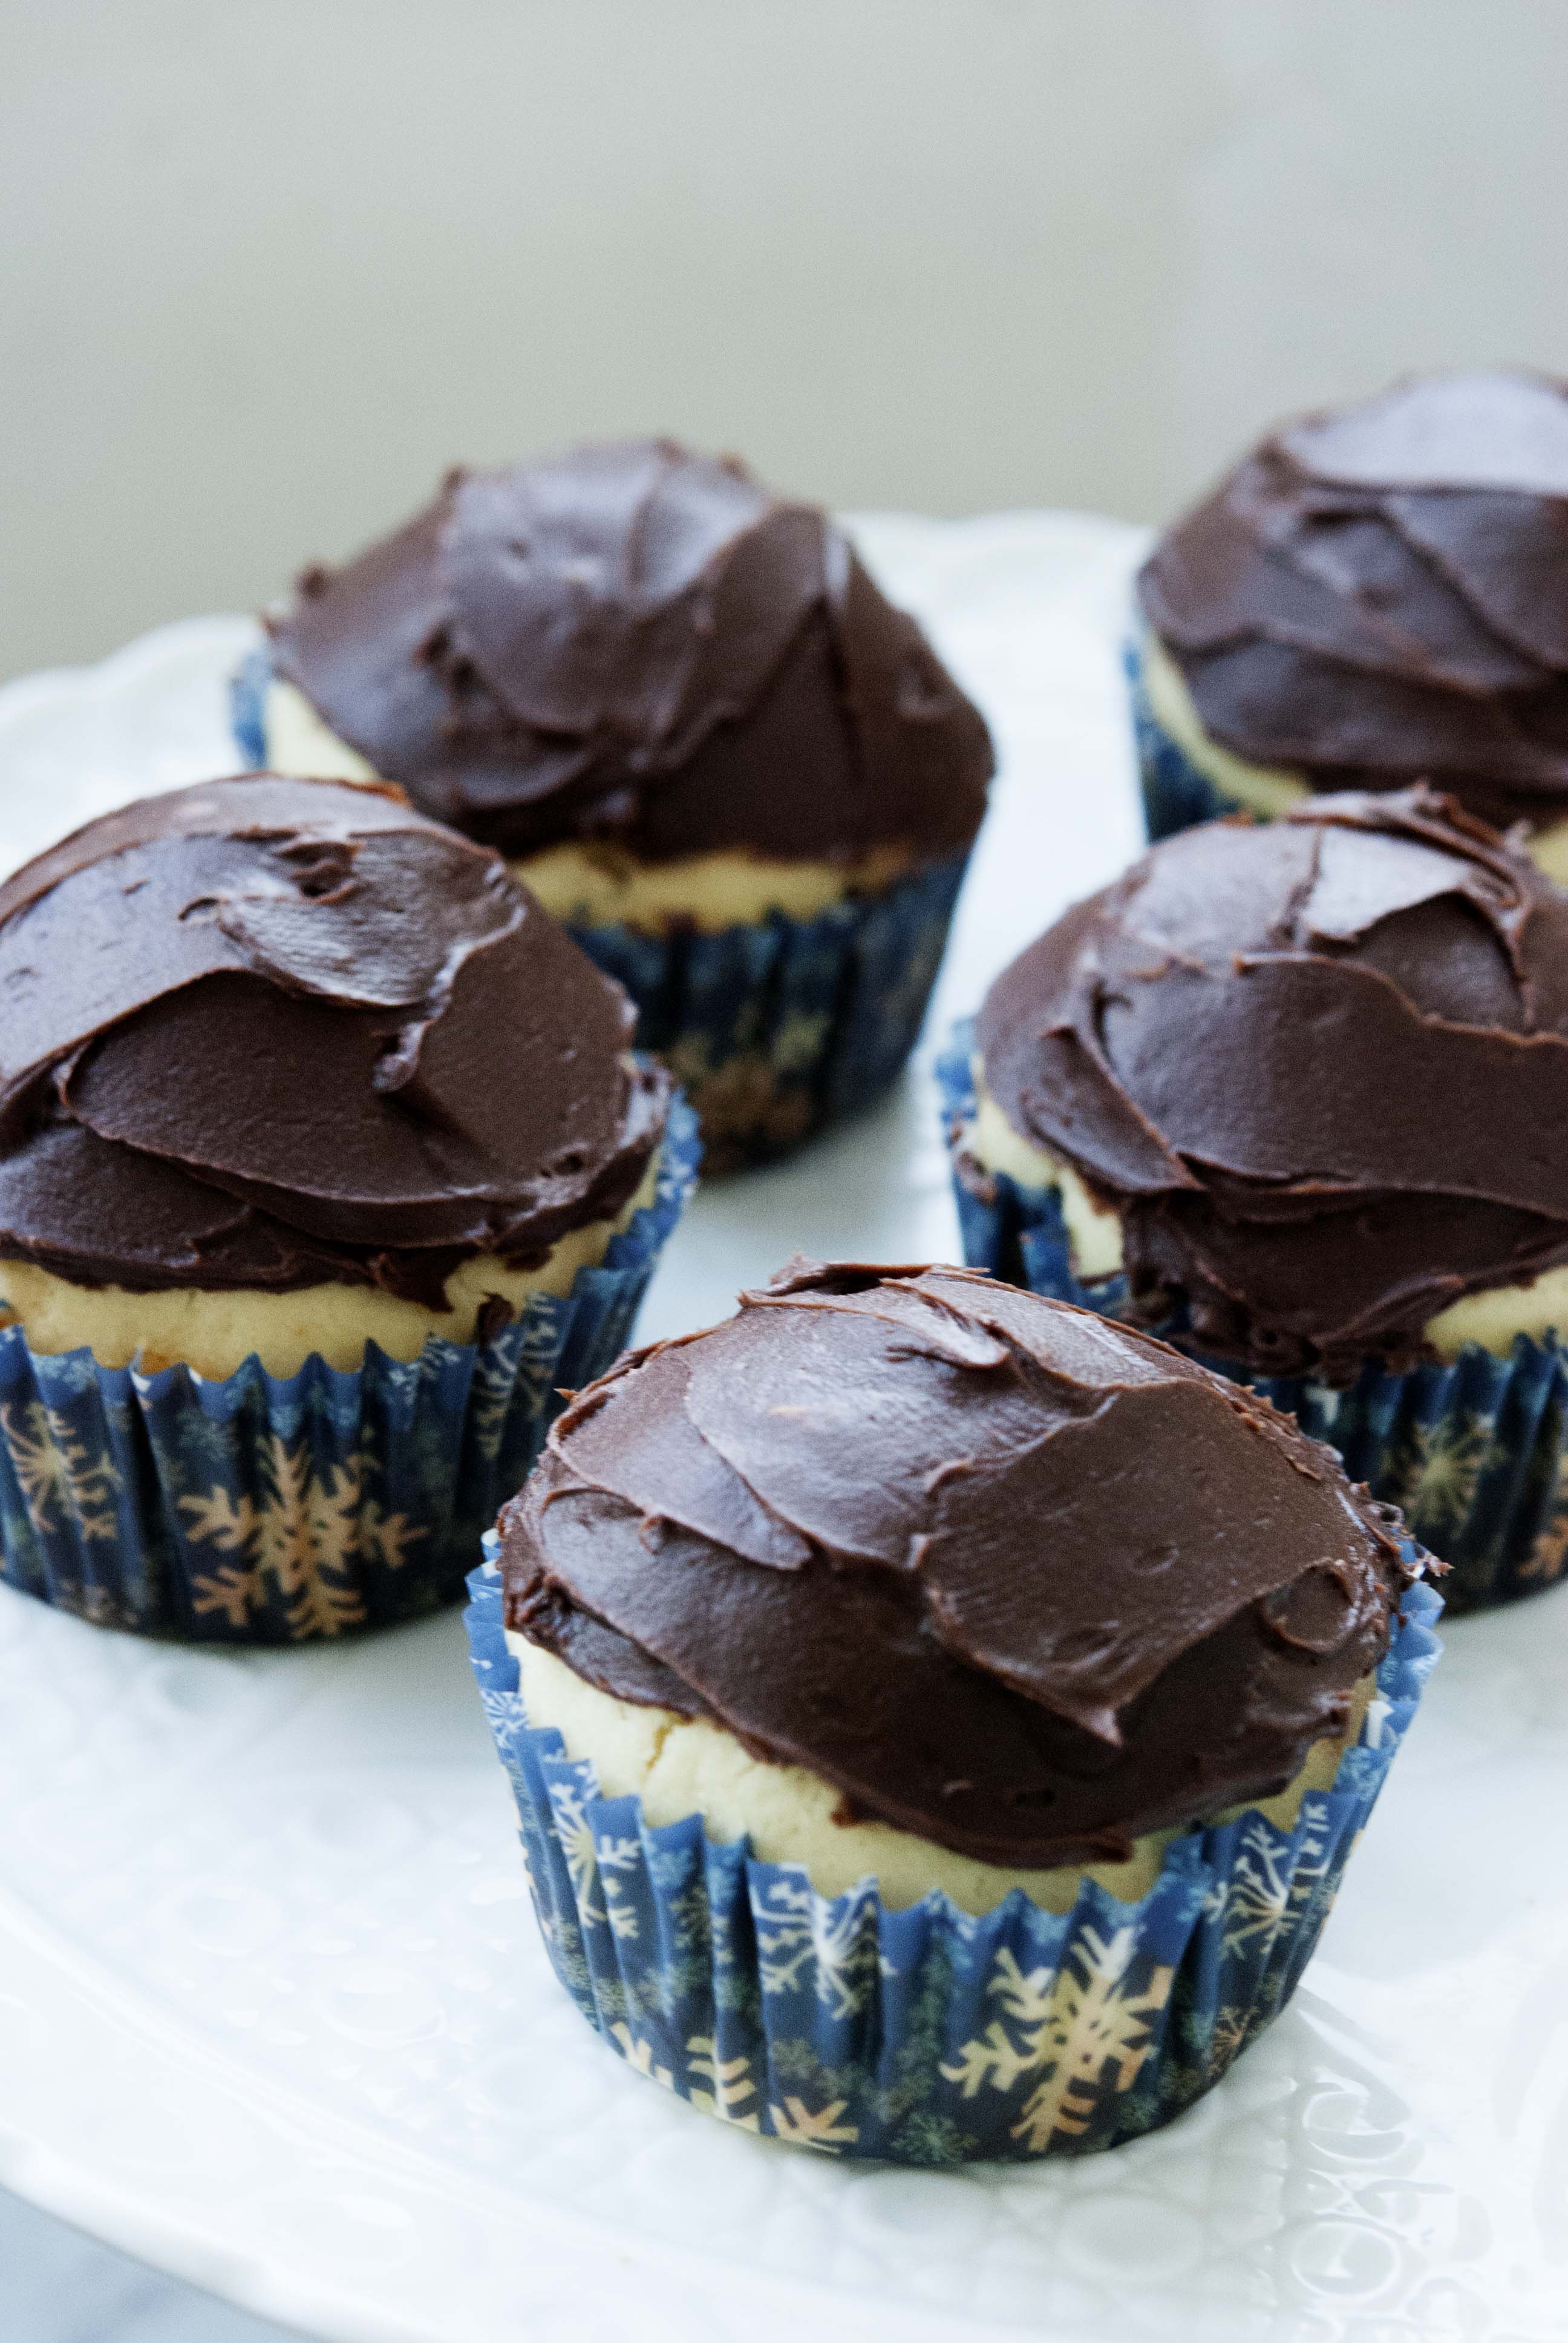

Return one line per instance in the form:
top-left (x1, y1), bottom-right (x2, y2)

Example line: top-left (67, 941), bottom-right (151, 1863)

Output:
top-left (0, 518), bottom-right (1565, 2343)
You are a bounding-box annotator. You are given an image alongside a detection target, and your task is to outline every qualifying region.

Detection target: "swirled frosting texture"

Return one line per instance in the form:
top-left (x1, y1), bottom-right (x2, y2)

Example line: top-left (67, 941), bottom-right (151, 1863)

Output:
top-left (1138, 370), bottom-right (1568, 827)
top-left (268, 439), bottom-right (993, 864)
top-left (500, 1259), bottom-right (1411, 1867)
top-left (978, 787), bottom-right (1568, 1381)
top-left (0, 776), bottom-right (667, 1306)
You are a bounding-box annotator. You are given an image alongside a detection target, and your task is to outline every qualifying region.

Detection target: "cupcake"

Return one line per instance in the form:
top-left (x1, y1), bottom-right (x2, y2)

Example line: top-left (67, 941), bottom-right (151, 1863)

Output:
top-left (236, 439), bottom-right (994, 1173)
top-left (942, 785), bottom-right (1568, 1610)
top-left (467, 1257), bottom-right (1439, 2164)
top-left (0, 773), bottom-right (696, 1640)
top-left (1132, 369), bottom-right (1568, 877)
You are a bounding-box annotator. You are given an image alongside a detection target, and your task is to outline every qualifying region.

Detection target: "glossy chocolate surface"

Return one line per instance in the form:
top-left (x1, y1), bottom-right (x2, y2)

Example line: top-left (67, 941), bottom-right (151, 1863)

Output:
top-left (1138, 371), bottom-right (1568, 827)
top-left (501, 1260), bottom-right (1411, 1866)
top-left (978, 788), bottom-right (1568, 1380)
top-left (0, 776), bottom-right (666, 1304)
top-left (269, 440), bottom-right (993, 865)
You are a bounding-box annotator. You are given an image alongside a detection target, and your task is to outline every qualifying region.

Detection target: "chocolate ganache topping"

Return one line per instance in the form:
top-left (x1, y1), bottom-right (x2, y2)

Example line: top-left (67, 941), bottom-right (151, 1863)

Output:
top-left (0, 776), bottom-right (667, 1306)
top-left (501, 1259), bottom-right (1413, 1867)
top-left (1138, 370), bottom-right (1568, 828)
top-left (268, 438), bottom-right (993, 865)
top-left (977, 787), bottom-right (1568, 1382)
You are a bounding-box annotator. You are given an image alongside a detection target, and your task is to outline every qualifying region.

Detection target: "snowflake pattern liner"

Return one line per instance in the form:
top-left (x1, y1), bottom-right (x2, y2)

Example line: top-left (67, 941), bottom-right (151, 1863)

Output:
top-left (233, 649), bottom-right (972, 1176)
top-left (466, 1552), bottom-right (1442, 2164)
top-left (939, 1027), bottom-right (1568, 1613)
top-left (0, 1093), bottom-right (697, 1641)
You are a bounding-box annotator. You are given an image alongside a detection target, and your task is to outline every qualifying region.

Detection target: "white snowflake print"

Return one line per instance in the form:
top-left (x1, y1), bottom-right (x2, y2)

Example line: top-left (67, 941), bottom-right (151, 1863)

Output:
top-left (1222, 1817), bottom-right (1328, 1958)
top-left (754, 1875), bottom-right (883, 2022)
top-left (595, 1831), bottom-right (645, 1941)
top-left (547, 1777), bottom-right (606, 1924)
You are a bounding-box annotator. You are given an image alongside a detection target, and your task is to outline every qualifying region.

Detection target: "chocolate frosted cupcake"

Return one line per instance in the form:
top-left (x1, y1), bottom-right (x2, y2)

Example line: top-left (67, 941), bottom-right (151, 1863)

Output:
top-left (237, 439), bottom-right (993, 1170)
top-left (942, 786), bottom-right (1568, 1608)
top-left (1132, 370), bottom-right (1568, 876)
top-left (0, 774), bottom-right (696, 1640)
top-left (467, 1259), bottom-right (1439, 2163)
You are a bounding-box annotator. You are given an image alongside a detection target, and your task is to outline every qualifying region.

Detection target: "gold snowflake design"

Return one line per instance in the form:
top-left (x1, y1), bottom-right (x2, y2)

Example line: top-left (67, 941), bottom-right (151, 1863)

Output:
top-left (1204, 2005), bottom-right (1255, 2083)
top-left (675, 1054), bottom-right (820, 1181)
top-left (686, 2036), bottom-right (762, 2131)
top-left (1522, 1481), bottom-right (1568, 1587)
top-left (606, 2029), bottom-right (860, 2152)
top-left (0, 1400), bottom-right (119, 1543)
top-left (609, 2023), bottom-right (673, 2089)
top-left (941, 1928), bottom-right (1174, 2153)
top-left (1382, 1412), bottom-right (1495, 1542)
top-left (179, 1432), bottom-right (424, 1639)
top-left (665, 1038), bottom-right (820, 1176)
top-left (508, 1312), bottom-right (573, 1430)
top-left (768, 2092), bottom-right (858, 2152)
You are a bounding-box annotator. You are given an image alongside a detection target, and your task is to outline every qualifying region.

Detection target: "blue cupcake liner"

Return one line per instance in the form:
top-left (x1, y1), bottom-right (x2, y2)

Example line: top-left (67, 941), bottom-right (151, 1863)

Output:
top-left (234, 647), bottom-right (970, 1175)
top-left (1124, 634), bottom-right (1272, 843)
top-left (939, 1024), bottom-right (1568, 1613)
top-left (230, 644), bottom-right (274, 771)
top-left (576, 852), bottom-right (971, 1175)
top-left (0, 1093), bottom-right (699, 1642)
top-left (466, 1546), bottom-right (1441, 2165)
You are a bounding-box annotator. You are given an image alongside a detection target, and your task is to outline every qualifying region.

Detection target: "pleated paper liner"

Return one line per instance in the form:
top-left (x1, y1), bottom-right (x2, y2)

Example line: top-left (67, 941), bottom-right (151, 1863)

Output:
top-left (1123, 635), bottom-right (1261, 843)
top-left (234, 647), bottom-right (972, 1175)
top-left (569, 854), bottom-right (969, 1174)
top-left (0, 1094), bottom-right (698, 1643)
top-left (466, 1548), bottom-right (1441, 2166)
top-left (939, 1024), bottom-right (1568, 1613)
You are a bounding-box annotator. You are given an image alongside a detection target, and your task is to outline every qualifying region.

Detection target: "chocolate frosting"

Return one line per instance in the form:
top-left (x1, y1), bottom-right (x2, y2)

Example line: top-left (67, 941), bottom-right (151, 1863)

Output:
top-left (0, 776), bottom-right (667, 1306)
top-left (501, 1259), bottom-right (1413, 1867)
top-left (977, 787), bottom-right (1568, 1381)
top-left (268, 439), bottom-right (993, 866)
top-left (1138, 370), bottom-right (1568, 827)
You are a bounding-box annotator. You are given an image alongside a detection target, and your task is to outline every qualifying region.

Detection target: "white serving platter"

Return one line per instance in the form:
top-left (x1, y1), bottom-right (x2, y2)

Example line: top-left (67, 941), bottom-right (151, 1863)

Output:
top-left (0, 515), bottom-right (1564, 2343)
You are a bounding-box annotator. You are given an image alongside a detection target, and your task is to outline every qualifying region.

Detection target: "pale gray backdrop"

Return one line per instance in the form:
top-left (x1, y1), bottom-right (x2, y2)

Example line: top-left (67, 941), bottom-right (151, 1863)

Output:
top-left (4, 0), bottom-right (1568, 680)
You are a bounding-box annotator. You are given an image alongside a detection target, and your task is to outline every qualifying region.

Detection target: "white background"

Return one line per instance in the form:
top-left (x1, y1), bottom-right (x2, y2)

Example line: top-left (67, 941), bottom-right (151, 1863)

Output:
top-left (5, 0), bottom-right (1568, 678)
